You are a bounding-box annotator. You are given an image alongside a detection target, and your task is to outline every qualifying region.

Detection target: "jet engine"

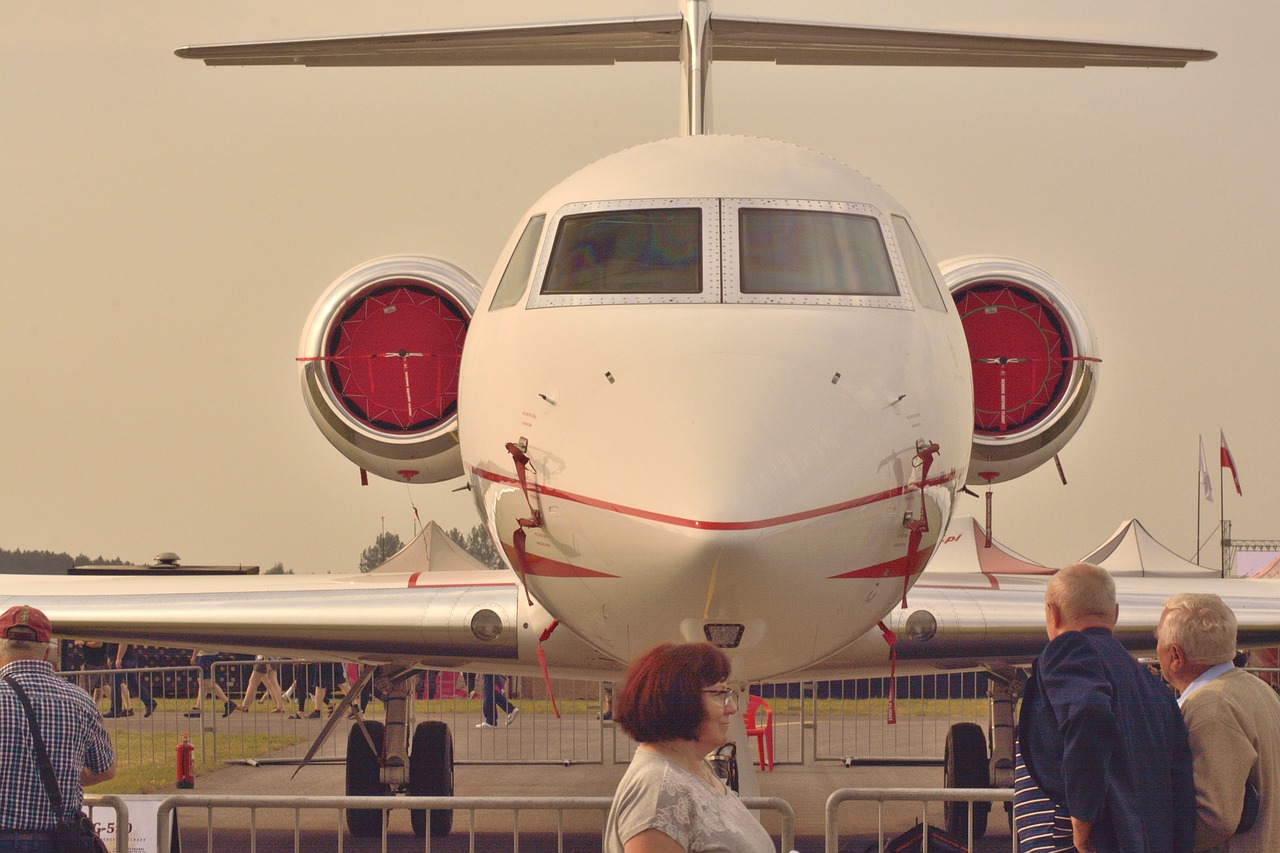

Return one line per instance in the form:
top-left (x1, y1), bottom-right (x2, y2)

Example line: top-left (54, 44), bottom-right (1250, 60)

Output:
top-left (298, 255), bottom-right (482, 484)
top-left (942, 256), bottom-right (1100, 486)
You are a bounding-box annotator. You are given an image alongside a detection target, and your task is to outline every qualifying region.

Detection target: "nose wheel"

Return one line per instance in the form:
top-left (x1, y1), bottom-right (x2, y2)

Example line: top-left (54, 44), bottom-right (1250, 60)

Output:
top-left (343, 671), bottom-right (456, 839)
top-left (943, 721), bottom-right (991, 838)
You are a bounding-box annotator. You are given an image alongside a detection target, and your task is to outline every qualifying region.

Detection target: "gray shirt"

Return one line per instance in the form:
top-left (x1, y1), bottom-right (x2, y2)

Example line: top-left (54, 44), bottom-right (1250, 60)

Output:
top-left (604, 747), bottom-right (775, 853)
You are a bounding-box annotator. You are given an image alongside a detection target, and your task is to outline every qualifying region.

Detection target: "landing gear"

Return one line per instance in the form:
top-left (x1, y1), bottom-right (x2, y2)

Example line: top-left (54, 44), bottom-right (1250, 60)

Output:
top-left (409, 721), bottom-right (454, 837)
top-left (342, 669), bottom-right (456, 838)
top-left (345, 720), bottom-right (389, 837)
top-left (943, 721), bottom-right (990, 839)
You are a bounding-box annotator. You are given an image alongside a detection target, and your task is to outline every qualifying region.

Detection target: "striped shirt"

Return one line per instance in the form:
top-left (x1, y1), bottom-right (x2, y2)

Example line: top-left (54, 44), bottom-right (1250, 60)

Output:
top-left (1013, 748), bottom-right (1076, 853)
top-left (0, 659), bottom-right (115, 831)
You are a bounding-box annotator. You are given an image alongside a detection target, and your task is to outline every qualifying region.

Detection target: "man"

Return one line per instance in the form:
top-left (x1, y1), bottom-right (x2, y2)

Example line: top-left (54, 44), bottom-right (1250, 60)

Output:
top-left (0, 605), bottom-right (115, 851)
top-left (1014, 563), bottom-right (1194, 853)
top-left (1157, 593), bottom-right (1280, 851)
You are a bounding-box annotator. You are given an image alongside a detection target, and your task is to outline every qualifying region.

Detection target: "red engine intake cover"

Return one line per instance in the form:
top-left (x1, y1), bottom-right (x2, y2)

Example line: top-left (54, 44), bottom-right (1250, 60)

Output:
top-left (298, 256), bottom-right (482, 484)
top-left (942, 256), bottom-right (1100, 486)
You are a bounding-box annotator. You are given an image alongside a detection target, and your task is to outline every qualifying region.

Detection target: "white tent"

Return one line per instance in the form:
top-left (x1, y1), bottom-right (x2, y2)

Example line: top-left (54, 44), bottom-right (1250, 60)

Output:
top-left (367, 521), bottom-right (493, 575)
top-left (926, 515), bottom-right (1055, 575)
top-left (1079, 518), bottom-right (1220, 578)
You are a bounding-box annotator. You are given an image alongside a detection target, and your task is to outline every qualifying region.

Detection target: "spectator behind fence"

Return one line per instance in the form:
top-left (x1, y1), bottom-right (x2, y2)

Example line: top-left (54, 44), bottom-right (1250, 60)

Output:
top-left (185, 649), bottom-right (234, 718)
top-left (237, 656), bottom-right (284, 714)
top-left (604, 641), bottom-right (775, 853)
top-left (1013, 562), bottom-right (1194, 853)
top-left (0, 605), bottom-right (116, 849)
top-left (1157, 593), bottom-right (1280, 852)
top-left (75, 639), bottom-right (111, 708)
top-left (108, 642), bottom-right (155, 719)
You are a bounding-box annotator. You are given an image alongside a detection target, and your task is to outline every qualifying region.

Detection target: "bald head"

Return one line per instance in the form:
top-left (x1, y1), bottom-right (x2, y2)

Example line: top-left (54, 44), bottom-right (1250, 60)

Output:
top-left (1044, 562), bottom-right (1118, 639)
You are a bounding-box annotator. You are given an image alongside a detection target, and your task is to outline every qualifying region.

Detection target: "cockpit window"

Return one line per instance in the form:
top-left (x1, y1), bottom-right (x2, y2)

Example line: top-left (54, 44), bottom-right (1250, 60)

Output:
top-left (738, 208), bottom-right (898, 297)
top-left (891, 215), bottom-right (948, 312)
top-left (542, 208), bottom-right (702, 295)
top-left (489, 214), bottom-right (545, 311)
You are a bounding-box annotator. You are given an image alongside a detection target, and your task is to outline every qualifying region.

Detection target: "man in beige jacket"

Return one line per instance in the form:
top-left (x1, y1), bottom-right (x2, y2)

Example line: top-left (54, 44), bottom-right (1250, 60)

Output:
top-left (1157, 593), bottom-right (1280, 852)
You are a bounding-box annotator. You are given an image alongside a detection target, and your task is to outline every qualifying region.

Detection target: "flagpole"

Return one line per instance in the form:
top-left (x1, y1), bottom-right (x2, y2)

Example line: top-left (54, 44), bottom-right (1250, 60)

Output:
top-left (1196, 439), bottom-right (1202, 564)
top-left (1220, 460), bottom-right (1226, 578)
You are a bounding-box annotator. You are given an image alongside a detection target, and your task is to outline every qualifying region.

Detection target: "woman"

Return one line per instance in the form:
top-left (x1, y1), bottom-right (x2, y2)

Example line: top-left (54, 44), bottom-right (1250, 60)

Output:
top-left (604, 642), bottom-right (775, 853)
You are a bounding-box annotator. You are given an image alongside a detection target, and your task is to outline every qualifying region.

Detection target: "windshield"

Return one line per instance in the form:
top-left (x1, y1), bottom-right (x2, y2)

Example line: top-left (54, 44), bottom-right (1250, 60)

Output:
top-left (542, 208), bottom-right (702, 295)
top-left (738, 208), bottom-right (898, 297)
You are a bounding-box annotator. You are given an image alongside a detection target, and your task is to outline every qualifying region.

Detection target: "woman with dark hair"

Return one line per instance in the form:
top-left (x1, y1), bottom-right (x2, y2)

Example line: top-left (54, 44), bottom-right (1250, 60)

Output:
top-left (604, 642), bottom-right (775, 853)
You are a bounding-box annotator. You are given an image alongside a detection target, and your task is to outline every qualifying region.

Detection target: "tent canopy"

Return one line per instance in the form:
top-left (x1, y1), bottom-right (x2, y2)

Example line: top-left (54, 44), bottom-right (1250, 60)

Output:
top-left (1080, 518), bottom-right (1220, 578)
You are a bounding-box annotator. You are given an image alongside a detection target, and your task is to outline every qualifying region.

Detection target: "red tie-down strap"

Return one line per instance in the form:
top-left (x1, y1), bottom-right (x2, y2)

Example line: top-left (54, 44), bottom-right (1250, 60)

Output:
top-left (536, 619), bottom-right (562, 719)
top-left (505, 443), bottom-right (544, 607)
top-left (900, 441), bottom-right (941, 608)
top-left (879, 620), bottom-right (898, 725)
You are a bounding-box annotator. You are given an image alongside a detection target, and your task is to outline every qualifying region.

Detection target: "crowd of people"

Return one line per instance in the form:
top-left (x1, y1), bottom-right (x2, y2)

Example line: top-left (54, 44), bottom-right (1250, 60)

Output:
top-left (3, 562), bottom-right (1279, 852)
top-left (601, 565), bottom-right (1280, 853)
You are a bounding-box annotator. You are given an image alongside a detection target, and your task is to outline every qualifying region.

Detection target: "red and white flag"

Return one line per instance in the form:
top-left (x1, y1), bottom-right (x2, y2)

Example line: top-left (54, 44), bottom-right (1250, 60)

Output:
top-left (1199, 436), bottom-right (1214, 502)
top-left (1220, 430), bottom-right (1242, 496)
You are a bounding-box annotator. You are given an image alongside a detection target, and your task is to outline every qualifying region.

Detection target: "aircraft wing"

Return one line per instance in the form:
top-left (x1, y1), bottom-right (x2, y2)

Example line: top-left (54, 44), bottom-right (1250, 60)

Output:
top-left (175, 14), bottom-right (1214, 69)
top-left (0, 569), bottom-right (619, 677)
top-left (798, 573), bottom-right (1280, 679)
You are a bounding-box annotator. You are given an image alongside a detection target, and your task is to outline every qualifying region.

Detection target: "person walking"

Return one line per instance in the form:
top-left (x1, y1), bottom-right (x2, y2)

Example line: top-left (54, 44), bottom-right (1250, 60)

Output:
top-left (476, 674), bottom-right (519, 728)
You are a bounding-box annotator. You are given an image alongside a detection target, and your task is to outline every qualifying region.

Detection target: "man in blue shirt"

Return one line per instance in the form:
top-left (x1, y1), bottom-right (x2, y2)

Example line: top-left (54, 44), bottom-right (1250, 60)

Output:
top-left (1015, 563), bottom-right (1194, 853)
top-left (0, 605), bottom-right (115, 852)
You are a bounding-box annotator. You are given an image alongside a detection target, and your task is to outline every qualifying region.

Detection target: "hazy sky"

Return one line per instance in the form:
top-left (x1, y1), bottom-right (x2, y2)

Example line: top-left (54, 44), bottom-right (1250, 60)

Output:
top-left (3, 1), bottom-right (1276, 575)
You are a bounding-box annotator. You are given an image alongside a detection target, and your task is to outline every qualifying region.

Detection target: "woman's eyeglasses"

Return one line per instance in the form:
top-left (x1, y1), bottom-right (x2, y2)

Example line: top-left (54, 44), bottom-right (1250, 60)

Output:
top-left (702, 687), bottom-right (739, 709)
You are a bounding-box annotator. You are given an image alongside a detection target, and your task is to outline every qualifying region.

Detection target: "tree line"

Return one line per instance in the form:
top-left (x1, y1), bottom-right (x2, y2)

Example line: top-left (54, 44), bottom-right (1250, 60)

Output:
top-left (0, 548), bottom-right (128, 574)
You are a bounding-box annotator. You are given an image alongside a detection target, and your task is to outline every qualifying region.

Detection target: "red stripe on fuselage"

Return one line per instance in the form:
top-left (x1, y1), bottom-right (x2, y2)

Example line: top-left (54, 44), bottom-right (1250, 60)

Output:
top-left (470, 466), bottom-right (957, 532)
top-left (405, 574), bottom-right (521, 589)
top-left (498, 547), bottom-right (620, 579)
top-left (828, 543), bottom-right (938, 580)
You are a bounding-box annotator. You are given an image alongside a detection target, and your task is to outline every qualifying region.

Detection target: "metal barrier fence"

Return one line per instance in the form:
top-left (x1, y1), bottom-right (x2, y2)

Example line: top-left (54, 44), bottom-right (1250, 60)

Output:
top-left (808, 673), bottom-right (992, 765)
top-left (825, 787), bottom-right (1016, 853)
top-left (206, 661), bottom-right (614, 765)
top-left (65, 664), bottom-right (1000, 771)
top-left (154, 793), bottom-right (797, 853)
top-left (84, 794), bottom-right (131, 853)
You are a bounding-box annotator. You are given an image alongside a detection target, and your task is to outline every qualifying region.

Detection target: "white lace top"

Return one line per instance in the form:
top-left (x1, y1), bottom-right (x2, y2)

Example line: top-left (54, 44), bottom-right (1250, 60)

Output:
top-left (604, 747), bottom-right (776, 852)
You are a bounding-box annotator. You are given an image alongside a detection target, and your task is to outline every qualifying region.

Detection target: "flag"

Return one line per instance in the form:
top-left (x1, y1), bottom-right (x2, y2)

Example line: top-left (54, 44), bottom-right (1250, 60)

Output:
top-left (1221, 430), bottom-right (1243, 496)
top-left (1199, 436), bottom-right (1214, 502)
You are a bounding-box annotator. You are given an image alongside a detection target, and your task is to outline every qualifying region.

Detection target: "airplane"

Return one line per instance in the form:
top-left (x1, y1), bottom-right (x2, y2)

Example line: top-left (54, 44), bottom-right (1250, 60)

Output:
top-left (5, 0), bottom-right (1278, 840)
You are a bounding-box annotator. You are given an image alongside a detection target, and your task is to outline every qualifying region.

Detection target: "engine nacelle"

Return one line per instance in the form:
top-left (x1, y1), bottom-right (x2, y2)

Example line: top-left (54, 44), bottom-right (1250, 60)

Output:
top-left (298, 255), bottom-right (482, 484)
top-left (942, 256), bottom-right (1100, 486)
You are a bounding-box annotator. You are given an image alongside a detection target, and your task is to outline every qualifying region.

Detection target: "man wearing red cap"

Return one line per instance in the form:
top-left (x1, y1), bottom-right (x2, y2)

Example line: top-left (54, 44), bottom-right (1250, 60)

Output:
top-left (1, 605), bottom-right (115, 851)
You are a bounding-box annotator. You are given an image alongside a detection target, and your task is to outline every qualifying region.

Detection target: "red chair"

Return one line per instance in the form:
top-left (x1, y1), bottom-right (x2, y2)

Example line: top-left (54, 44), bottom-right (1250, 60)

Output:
top-left (743, 695), bottom-right (774, 771)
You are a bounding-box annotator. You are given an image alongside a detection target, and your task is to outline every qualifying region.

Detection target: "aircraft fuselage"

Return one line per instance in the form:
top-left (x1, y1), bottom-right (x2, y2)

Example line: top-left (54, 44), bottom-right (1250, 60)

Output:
top-left (461, 135), bottom-right (972, 679)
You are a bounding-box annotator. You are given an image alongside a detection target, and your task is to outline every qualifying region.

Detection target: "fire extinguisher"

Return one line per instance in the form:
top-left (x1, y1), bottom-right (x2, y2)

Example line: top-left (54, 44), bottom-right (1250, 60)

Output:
top-left (176, 733), bottom-right (195, 789)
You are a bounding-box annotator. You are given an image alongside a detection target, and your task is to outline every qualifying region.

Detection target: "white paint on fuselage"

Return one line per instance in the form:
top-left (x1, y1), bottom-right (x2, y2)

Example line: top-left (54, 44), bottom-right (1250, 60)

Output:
top-left (460, 135), bottom-right (972, 680)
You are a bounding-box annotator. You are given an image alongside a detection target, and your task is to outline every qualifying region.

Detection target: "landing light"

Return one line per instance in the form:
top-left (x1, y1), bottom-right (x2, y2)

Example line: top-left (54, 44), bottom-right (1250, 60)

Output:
top-left (470, 609), bottom-right (503, 641)
top-left (703, 624), bottom-right (745, 648)
top-left (905, 610), bottom-right (938, 642)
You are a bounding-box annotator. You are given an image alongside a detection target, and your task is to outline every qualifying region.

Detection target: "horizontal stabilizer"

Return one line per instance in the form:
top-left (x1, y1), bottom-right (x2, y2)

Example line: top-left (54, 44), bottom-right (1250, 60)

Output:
top-left (176, 14), bottom-right (1214, 69)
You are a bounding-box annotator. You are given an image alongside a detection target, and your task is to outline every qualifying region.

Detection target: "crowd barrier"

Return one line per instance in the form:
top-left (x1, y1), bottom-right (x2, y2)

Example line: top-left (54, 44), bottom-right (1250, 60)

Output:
top-left (825, 787), bottom-right (1016, 853)
top-left (83, 794), bottom-right (130, 853)
top-left (153, 793), bottom-right (797, 853)
top-left (64, 661), bottom-right (1006, 770)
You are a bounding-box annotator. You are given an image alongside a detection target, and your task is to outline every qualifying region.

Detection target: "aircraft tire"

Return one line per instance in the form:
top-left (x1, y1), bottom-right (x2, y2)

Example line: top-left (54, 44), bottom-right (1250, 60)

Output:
top-left (345, 720), bottom-right (390, 837)
top-left (943, 721), bottom-right (990, 839)
top-left (409, 717), bottom-right (455, 829)
top-left (409, 720), bottom-right (455, 837)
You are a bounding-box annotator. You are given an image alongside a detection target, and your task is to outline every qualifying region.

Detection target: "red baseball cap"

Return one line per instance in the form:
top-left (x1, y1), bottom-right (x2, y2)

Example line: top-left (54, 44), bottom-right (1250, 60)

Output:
top-left (0, 605), bottom-right (53, 643)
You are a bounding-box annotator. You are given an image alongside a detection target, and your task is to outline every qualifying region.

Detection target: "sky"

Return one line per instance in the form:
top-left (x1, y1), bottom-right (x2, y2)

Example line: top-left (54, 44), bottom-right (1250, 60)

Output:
top-left (2, 1), bottom-right (1276, 576)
